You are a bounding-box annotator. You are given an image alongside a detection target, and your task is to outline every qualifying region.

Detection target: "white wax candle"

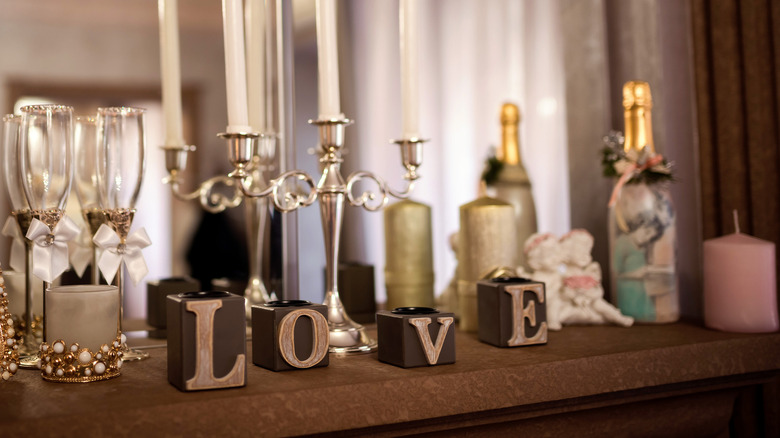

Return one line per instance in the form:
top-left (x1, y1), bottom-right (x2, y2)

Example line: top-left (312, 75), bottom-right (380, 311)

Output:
top-left (46, 285), bottom-right (120, 351)
top-left (222, 0), bottom-right (252, 133)
top-left (158, 0), bottom-right (185, 146)
top-left (703, 213), bottom-right (778, 333)
top-left (245, 0), bottom-right (266, 133)
top-left (315, 0), bottom-right (342, 119)
top-left (4, 270), bottom-right (43, 318)
top-left (400, 0), bottom-right (420, 139)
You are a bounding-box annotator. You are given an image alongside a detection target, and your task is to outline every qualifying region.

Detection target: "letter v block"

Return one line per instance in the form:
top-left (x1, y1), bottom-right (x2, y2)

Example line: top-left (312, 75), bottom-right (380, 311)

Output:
top-left (477, 278), bottom-right (548, 347)
top-left (167, 291), bottom-right (247, 391)
top-left (377, 307), bottom-right (456, 368)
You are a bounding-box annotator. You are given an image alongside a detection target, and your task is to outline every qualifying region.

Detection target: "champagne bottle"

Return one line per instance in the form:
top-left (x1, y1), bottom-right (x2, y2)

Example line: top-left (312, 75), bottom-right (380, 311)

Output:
top-left (490, 103), bottom-right (538, 269)
top-left (608, 81), bottom-right (679, 323)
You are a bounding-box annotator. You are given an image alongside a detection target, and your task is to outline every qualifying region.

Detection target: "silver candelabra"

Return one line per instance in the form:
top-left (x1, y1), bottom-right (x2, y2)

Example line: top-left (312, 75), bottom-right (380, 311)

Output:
top-left (164, 116), bottom-right (424, 354)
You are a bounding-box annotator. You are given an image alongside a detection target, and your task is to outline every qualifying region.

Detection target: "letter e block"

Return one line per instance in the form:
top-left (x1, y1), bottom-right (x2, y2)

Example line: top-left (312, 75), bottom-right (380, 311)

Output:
top-left (477, 278), bottom-right (547, 347)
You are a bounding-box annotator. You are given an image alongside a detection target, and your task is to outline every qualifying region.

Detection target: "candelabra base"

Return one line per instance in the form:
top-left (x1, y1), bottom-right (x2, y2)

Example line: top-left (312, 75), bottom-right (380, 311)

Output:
top-left (18, 353), bottom-right (40, 369)
top-left (121, 344), bottom-right (150, 361)
top-left (328, 323), bottom-right (378, 354)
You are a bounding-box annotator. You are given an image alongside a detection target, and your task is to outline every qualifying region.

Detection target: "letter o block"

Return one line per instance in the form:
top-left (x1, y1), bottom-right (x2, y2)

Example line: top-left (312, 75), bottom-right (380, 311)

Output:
top-left (377, 307), bottom-right (456, 368)
top-left (252, 300), bottom-right (329, 371)
top-left (477, 278), bottom-right (548, 347)
top-left (167, 291), bottom-right (247, 392)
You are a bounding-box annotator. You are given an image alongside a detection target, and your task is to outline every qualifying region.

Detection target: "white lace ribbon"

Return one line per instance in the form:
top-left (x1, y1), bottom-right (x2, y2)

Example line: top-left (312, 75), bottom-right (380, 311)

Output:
top-left (2, 216), bottom-right (25, 272)
top-left (92, 224), bottom-right (151, 285)
top-left (25, 216), bottom-right (80, 283)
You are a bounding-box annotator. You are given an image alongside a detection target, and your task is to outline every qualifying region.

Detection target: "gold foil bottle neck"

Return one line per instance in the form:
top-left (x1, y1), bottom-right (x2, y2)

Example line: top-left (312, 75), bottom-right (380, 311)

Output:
top-left (622, 81), bottom-right (655, 154)
top-left (498, 103), bottom-right (522, 166)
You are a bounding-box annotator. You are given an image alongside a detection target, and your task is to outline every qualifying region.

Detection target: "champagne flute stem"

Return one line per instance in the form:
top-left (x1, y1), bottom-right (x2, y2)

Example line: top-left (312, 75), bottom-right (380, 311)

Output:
top-left (115, 267), bottom-right (124, 333)
top-left (23, 239), bottom-right (35, 346)
top-left (43, 281), bottom-right (51, 343)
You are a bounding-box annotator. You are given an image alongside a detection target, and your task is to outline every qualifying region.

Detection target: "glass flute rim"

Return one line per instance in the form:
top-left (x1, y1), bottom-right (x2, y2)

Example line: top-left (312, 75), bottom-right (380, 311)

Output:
top-left (97, 106), bottom-right (147, 116)
top-left (20, 104), bottom-right (74, 114)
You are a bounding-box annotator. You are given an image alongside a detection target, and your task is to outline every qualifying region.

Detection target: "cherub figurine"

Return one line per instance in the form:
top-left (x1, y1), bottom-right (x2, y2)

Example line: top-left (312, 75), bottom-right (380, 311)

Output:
top-left (557, 230), bottom-right (633, 327)
top-left (520, 233), bottom-right (564, 330)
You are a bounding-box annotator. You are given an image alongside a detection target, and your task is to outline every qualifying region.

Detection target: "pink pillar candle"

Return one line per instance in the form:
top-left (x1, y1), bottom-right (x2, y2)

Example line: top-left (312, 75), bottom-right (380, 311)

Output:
top-left (704, 230), bottom-right (778, 333)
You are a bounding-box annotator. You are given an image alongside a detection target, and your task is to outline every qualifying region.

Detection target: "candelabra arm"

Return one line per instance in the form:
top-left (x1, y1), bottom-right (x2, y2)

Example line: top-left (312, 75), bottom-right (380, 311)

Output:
top-left (345, 171), bottom-right (418, 211)
top-left (165, 172), bottom-right (244, 214)
top-left (236, 170), bottom-right (318, 213)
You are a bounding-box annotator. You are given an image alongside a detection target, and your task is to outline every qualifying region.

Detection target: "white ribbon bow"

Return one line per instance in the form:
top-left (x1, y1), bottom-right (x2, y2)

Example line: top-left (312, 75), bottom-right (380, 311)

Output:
top-left (68, 226), bottom-right (94, 278)
top-left (2, 216), bottom-right (25, 272)
top-left (25, 216), bottom-right (80, 283)
top-left (93, 223), bottom-right (151, 285)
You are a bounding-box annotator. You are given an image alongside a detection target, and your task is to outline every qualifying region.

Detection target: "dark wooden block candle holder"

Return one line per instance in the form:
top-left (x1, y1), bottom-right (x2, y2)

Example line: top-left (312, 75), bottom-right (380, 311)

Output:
top-left (147, 277), bottom-right (201, 339)
top-left (376, 307), bottom-right (455, 368)
top-left (252, 300), bottom-right (330, 371)
top-left (167, 291), bottom-right (247, 391)
top-left (477, 277), bottom-right (548, 347)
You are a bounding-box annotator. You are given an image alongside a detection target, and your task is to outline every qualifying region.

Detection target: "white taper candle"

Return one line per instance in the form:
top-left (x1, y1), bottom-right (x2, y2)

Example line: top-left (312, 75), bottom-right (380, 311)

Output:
top-left (158, 0), bottom-right (185, 146)
top-left (315, 0), bottom-right (342, 119)
top-left (245, 0), bottom-right (267, 133)
top-left (222, 0), bottom-right (252, 133)
top-left (400, 0), bottom-right (420, 139)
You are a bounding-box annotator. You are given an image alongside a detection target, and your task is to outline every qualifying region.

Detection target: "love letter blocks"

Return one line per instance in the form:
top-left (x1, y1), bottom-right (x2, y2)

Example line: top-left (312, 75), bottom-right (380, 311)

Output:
top-left (252, 300), bottom-right (329, 371)
top-left (376, 307), bottom-right (455, 368)
top-left (167, 291), bottom-right (247, 391)
top-left (147, 277), bottom-right (200, 339)
top-left (477, 277), bottom-right (548, 347)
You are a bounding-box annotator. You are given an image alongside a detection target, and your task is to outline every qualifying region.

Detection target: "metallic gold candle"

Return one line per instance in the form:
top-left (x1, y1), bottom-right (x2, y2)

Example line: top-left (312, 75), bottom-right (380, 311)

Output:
top-left (457, 197), bottom-right (517, 332)
top-left (491, 103), bottom-right (538, 269)
top-left (384, 200), bottom-right (435, 310)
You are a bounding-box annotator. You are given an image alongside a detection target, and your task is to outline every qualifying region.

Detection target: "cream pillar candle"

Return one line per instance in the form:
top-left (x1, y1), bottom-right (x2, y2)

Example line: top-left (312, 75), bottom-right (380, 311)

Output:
top-left (245, 0), bottom-right (266, 133)
top-left (222, 0), bottom-right (252, 133)
top-left (158, 0), bottom-right (185, 146)
top-left (315, 0), bottom-right (342, 119)
top-left (457, 197), bottom-right (517, 332)
top-left (46, 285), bottom-right (120, 351)
top-left (400, 0), bottom-right (419, 139)
top-left (703, 212), bottom-right (778, 333)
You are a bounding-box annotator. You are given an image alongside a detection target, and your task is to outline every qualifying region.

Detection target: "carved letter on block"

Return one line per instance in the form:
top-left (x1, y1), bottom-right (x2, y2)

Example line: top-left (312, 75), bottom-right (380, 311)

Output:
top-left (167, 291), bottom-right (247, 391)
top-left (408, 317), bottom-right (454, 365)
top-left (278, 308), bottom-right (329, 368)
top-left (185, 300), bottom-right (246, 390)
top-left (478, 278), bottom-right (548, 347)
top-left (505, 284), bottom-right (547, 346)
top-left (252, 300), bottom-right (330, 371)
top-left (377, 307), bottom-right (456, 368)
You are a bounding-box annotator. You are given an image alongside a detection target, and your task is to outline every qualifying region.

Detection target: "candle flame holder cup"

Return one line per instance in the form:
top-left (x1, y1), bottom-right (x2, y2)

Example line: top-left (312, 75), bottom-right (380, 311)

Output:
top-left (40, 285), bottom-right (123, 383)
top-left (232, 116), bottom-right (426, 354)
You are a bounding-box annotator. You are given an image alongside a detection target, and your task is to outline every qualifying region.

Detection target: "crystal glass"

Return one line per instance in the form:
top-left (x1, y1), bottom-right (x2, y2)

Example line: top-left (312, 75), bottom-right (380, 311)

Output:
top-left (74, 116), bottom-right (105, 284)
top-left (3, 115), bottom-right (29, 213)
top-left (17, 104), bottom-right (74, 366)
top-left (96, 106), bottom-right (148, 361)
top-left (19, 105), bottom-right (74, 228)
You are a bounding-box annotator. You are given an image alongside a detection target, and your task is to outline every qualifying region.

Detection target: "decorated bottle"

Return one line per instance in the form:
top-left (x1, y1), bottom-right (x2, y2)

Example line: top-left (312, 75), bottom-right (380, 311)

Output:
top-left (606, 81), bottom-right (678, 323)
top-left (486, 103), bottom-right (538, 269)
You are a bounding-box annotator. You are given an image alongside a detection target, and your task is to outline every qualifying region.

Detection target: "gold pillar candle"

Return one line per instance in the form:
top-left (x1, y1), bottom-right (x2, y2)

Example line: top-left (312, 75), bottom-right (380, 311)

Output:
top-left (457, 197), bottom-right (517, 332)
top-left (384, 200), bottom-right (435, 311)
top-left (45, 285), bottom-right (119, 351)
top-left (491, 103), bottom-right (538, 269)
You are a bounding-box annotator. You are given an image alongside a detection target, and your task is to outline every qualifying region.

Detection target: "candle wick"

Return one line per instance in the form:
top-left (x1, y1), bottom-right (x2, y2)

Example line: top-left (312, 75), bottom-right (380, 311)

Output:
top-left (733, 209), bottom-right (740, 234)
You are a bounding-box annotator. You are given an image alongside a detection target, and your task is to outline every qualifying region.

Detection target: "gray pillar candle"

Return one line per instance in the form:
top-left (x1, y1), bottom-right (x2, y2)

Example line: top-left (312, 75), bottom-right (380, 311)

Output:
top-left (45, 285), bottom-right (119, 351)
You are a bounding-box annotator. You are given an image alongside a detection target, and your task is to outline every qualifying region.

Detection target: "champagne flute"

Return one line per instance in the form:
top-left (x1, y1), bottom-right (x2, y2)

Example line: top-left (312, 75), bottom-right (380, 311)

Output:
top-left (96, 107), bottom-right (148, 361)
top-left (74, 116), bottom-right (106, 284)
top-left (17, 104), bottom-right (74, 366)
top-left (3, 114), bottom-right (39, 359)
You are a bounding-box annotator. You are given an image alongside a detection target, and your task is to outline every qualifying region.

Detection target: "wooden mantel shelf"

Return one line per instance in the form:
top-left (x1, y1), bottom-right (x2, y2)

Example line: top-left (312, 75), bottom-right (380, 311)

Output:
top-left (3, 323), bottom-right (779, 436)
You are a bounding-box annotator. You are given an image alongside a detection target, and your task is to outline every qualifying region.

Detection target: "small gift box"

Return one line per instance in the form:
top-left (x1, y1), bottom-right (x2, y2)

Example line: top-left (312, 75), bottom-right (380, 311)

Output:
top-left (477, 277), bottom-right (547, 347)
top-left (376, 307), bottom-right (455, 368)
top-left (251, 300), bottom-right (329, 371)
top-left (42, 285), bottom-right (122, 383)
top-left (167, 291), bottom-right (246, 391)
top-left (147, 277), bottom-right (201, 339)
